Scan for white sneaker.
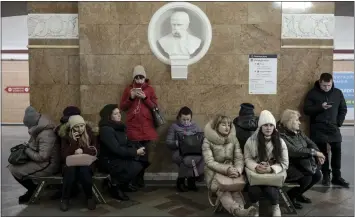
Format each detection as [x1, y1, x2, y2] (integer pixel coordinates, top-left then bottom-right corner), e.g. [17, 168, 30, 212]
[272, 204, 281, 217]
[251, 202, 259, 217]
[232, 204, 257, 217]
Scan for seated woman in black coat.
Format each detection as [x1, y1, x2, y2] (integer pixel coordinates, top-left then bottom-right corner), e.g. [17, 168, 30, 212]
[98, 104, 145, 201]
[278, 109, 325, 209]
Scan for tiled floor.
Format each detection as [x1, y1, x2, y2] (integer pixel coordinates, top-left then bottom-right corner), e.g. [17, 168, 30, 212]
[2, 126, 354, 216]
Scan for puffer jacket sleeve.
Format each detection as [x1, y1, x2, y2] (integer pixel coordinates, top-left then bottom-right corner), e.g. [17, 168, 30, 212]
[281, 133, 314, 158]
[270, 139, 289, 174]
[25, 129, 57, 162]
[233, 139, 244, 174]
[302, 132, 319, 151]
[99, 126, 137, 158]
[202, 139, 231, 175]
[244, 137, 259, 172]
[166, 124, 177, 150]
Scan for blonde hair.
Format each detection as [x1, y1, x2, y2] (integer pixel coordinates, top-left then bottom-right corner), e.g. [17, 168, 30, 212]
[69, 125, 90, 147]
[280, 109, 301, 130]
[211, 114, 232, 131]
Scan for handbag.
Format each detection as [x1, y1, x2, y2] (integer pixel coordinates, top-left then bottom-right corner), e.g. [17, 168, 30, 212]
[66, 154, 97, 167]
[151, 107, 165, 128]
[66, 146, 98, 167]
[245, 167, 287, 187]
[215, 173, 246, 192]
[8, 143, 29, 165]
[177, 132, 204, 157]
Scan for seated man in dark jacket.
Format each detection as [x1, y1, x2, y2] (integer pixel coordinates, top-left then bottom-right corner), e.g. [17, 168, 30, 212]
[233, 103, 258, 153]
[278, 109, 325, 209]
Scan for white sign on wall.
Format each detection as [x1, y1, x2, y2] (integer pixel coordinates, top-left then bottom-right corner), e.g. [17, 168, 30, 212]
[249, 54, 278, 95]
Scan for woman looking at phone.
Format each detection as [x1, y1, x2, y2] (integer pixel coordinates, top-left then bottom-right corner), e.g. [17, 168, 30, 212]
[98, 104, 146, 201]
[120, 65, 159, 188]
[244, 110, 289, 217]
[59, 115, 99, 211]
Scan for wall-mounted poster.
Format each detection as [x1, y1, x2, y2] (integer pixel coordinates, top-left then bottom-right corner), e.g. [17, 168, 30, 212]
[333, 71, 354, 121]
[249, 54, 277, 94]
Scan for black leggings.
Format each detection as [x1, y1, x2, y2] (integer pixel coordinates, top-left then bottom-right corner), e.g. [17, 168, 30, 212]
[62, 166, 93, 200]
[287, 169, 322, 199]
[248, 185, 279, 205]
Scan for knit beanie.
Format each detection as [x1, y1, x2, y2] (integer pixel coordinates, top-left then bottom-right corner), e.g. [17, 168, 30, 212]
[23, 106, 41, 128]
[239, 103, 255, 116]
[60, 106, 81, 124]
[99, 104, 119, 120]
[132, 65, 147, 79]
[68, 115, 86, 129]
[258, 110, 276, 128]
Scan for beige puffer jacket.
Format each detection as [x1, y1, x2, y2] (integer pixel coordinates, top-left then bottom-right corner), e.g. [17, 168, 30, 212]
[202, 121, 244, 193]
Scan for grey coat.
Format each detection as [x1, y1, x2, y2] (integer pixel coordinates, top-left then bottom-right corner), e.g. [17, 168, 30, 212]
[8, 115, 61, 180]
[166, 121, 205, 178]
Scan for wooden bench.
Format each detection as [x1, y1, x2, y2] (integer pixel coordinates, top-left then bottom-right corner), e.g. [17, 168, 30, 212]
[29, 173, 109, 204]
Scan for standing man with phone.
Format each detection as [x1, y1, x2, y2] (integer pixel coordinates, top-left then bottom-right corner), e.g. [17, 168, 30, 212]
[303, 73, 348, 188]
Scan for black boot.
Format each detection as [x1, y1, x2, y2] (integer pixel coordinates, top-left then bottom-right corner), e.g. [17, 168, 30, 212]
[109, 183, 129, 201]
[176, 178, 188, 192]
[332, 177, 350, 188]
[187, 177, 198, 192]
[121, 183, 138, 192]
[136, 170, 145, 188]
[290, 198, 303, 209]
[15, 178, 37, 204]
[60, 199, 69, 212]
[322, 173, 330, 186]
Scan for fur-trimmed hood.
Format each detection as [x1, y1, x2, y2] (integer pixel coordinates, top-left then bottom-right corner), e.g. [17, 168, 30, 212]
[204, 120, 238, 146]
[57, 121, 98, 138]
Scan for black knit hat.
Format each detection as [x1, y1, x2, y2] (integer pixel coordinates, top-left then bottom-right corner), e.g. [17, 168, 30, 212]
[60, 106, 81, 124]
[239, 103, 255, 116]
[99, 104, 119, 120]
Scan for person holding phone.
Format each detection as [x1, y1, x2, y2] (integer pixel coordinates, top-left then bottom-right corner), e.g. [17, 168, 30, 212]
[303, 73, 348, 188]
[244, 110, 289, 217]
[98, 104, 145, 201]
[278, 109, 324, 209]
[59, 115, 99, 211]
[120, 65, 159, 188]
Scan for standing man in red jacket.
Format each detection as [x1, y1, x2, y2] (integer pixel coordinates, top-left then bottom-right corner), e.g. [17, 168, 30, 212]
[120, 65, 158, 188]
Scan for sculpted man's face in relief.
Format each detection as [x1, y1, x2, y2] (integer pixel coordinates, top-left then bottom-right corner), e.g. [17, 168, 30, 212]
[171, 12, 189, 38]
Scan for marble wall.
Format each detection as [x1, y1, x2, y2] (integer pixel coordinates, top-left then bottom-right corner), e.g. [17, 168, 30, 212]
[28, 2, 334, 173]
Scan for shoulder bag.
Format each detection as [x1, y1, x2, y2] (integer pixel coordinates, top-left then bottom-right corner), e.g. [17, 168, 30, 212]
[245, 167, 287, 187]
[8, 143, 29, 165]
[66, 146, 98, 167]
[151, 107, 165, 128]
[177, 132, 204, 157]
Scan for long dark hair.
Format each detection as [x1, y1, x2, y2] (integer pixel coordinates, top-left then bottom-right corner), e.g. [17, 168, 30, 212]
[257, 129, 282, 164]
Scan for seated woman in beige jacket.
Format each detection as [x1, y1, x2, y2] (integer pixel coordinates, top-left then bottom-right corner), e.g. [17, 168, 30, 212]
[244, 110, 289, 217]
[202, 115, 257, 216]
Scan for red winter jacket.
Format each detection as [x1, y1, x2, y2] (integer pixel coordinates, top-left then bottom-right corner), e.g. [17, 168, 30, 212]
[120, 80, 158, 141]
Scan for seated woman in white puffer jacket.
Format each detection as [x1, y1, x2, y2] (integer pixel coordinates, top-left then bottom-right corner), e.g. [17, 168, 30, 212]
[244, 110, 289, 217]
[202, 114, 257, 216]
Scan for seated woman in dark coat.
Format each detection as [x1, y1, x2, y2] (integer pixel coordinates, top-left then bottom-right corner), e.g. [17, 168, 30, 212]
[278, 109, 325, 209]
[98, 104, 145, 201]
[59, 115, 99, 211]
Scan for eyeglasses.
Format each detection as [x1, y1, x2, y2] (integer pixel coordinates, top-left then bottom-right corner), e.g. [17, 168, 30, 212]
[134, 75, 145, 80]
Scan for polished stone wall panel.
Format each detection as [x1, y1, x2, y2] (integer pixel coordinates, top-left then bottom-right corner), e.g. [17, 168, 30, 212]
[30, 85, 80, 123]
[29, 2, 334, 173]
